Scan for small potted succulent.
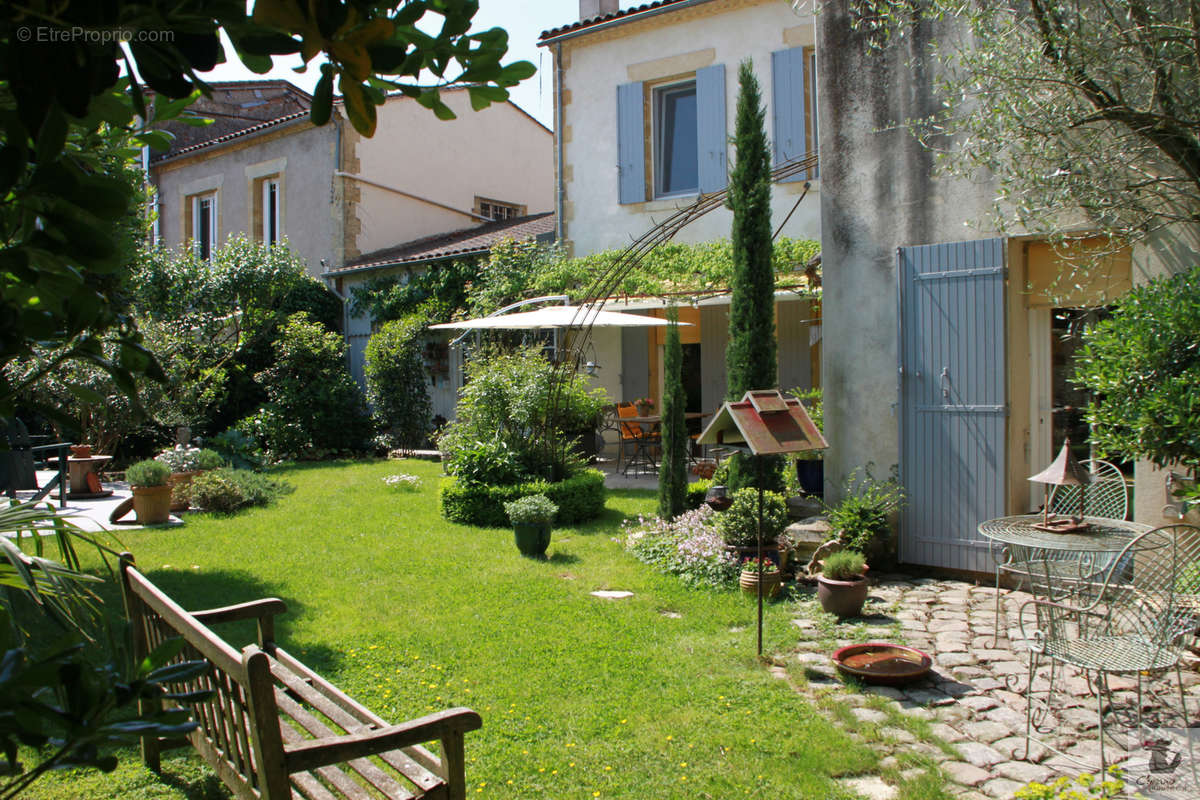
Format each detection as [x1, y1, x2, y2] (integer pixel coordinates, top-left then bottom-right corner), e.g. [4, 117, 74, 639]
[504, 494, 558, 559]
[739, 556, 782, 599]
[126, 459, 173, 525]
[158, 445, 226, 511]
[816, 550, 869, 619]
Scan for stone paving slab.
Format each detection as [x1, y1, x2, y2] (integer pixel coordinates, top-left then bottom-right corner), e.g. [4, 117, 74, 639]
[778, 574, 1200, 798]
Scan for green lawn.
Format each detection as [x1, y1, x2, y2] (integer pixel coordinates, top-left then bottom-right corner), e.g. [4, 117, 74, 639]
[25, 459, 938, 799]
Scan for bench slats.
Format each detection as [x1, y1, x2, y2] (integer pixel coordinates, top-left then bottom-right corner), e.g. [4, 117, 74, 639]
[270, 660, 443, 791]
[270, 647, 450, 784]
[276, 705, 418, 800]
[290, 769, 342, 800]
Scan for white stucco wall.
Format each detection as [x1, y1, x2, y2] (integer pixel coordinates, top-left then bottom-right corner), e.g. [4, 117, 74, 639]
[152, 122, 338, 278]
[352, 91, 555, 256]
[552, 0, 820, 257]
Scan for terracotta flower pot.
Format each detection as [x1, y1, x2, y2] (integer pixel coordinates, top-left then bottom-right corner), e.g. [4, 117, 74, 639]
[70, 444, 92, 458]
[167, 471, 198, 512]
[739, 568, 782, 598]
[816, 574, 869, 619]
[131, 484, 173, 525]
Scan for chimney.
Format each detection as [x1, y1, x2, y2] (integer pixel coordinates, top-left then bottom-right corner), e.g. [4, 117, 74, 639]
[579, 1, 620, 21]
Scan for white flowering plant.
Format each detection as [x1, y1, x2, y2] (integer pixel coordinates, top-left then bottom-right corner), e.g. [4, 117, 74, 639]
[621, 506, 738, 589]
[382, 473, 422, 491]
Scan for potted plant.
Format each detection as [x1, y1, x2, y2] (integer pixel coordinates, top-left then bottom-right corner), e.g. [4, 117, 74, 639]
[126, 459, 173, 525]
[504, 494, 558, 559]
[718, 488, 789, 565]
[790, 387, 824, 498]
[816, 550, 869, 619]
[739, 556, 782, 598]
[825, 469, 905, 568]
[157, 446, 227, 511]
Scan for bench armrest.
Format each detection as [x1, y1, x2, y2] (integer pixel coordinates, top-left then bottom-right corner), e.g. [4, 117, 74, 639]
[192, 598, 287, 644]
[283, 707, 482, 774]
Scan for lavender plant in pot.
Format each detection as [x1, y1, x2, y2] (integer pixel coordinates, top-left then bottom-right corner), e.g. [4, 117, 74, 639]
[816, 550, 869, 619]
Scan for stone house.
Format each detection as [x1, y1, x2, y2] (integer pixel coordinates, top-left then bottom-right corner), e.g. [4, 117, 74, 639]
[815, 2, 1198, 572]
[146, 80, 555, 282]
[537, 0, 823, 432]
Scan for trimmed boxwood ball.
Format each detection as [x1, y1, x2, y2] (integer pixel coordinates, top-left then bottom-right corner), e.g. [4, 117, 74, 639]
[440, 469, 606, 527]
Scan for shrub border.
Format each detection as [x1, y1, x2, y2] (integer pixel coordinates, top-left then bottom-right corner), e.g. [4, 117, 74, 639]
[439, 469, 607, 527]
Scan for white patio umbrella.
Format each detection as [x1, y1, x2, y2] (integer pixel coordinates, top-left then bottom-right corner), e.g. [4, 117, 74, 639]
[428, 305, 691, 330]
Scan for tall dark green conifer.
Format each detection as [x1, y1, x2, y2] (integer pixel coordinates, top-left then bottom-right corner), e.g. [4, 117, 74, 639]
[725, 59, 784, 493]
[658, 305, 688, 519]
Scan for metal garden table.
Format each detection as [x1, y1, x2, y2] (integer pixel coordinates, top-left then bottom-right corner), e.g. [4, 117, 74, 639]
[979, 515, 1152, 601]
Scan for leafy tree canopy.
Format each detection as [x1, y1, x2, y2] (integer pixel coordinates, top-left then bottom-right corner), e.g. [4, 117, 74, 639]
[1, 0, 532, 422]
[851, 0, 1200, 256]
[1072, 265, 1200, 472]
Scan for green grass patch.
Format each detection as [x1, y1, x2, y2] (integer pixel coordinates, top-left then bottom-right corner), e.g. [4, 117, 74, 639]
[25, 459, 883, 799]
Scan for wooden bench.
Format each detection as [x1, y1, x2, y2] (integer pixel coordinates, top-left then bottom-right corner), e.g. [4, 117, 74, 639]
[119, 555, 481, 800]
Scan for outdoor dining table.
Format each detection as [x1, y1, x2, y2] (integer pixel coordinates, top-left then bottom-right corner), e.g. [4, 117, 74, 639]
[978, 514, 1152, 603]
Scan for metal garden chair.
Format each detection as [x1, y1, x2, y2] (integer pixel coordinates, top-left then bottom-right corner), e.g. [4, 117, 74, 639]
[992, 458, 1128, 641]
[1018, 523, 1200, 770]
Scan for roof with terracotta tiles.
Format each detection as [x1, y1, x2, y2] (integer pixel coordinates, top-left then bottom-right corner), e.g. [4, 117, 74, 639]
[539, 0, 699, 41]
[326, 212, 557, 276]
[152, 110, 312, 163]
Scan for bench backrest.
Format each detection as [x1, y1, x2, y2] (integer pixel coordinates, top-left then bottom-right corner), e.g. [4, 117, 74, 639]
[120, 558, 282, 800]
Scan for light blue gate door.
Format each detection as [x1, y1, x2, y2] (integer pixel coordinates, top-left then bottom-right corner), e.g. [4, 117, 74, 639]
[898, 239, 1007, 572]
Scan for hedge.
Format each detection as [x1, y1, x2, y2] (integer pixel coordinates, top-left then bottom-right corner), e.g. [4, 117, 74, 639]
[439, 469, 607, 527]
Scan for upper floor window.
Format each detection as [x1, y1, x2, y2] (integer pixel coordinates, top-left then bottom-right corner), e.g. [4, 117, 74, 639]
[617, 64, 725, 205]
[187, 192, 218, 260]
[654, 81, 698, 196]
[255, 176, 282, 245]
[475, 197, 526, 221]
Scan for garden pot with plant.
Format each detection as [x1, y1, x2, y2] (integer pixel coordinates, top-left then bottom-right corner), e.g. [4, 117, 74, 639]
[739, 557, 782, 598]
[826, 469, 905, 569]
[790, 388, 824, 498]
[816, 550, 869, 619]
[127, 459, 173, 525]
[504, 494, 558, 559]
[158, 446, 227, 511]
[718, 488, 789, 565]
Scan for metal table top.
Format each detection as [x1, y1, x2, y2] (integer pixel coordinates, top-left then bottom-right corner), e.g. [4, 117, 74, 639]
[978, 515, 1152, 553]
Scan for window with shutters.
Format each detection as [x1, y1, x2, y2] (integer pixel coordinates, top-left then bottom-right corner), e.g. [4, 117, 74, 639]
[617, 64, 726, 204]
[252, 175, 282, 245]
[185, 191, 218, 261]
[772, 45, 818, 181]
[653, 80, 699, 196]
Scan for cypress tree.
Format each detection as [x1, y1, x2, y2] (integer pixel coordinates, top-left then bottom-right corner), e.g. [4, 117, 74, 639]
[658, 305, 688, 519]
[725, 59, 784, 493]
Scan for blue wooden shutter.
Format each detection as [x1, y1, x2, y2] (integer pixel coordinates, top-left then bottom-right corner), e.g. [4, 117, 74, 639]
[617, 81, 645, 204]
[772, 47, 807, 182]
[898, 238, 1007, 572]
[695, 64, 726, 194]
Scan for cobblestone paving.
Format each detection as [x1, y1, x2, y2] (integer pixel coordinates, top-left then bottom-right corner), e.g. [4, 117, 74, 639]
[777, 575, 1200, 800]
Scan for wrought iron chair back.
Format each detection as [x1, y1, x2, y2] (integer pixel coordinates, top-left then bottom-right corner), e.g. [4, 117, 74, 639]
[1047, 458, 1129, 521]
